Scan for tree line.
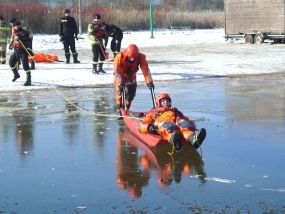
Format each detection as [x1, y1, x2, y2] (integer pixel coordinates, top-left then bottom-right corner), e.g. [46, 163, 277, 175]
[0, 0, 224, 34]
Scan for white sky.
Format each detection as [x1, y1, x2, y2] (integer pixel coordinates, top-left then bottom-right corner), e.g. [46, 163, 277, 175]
[0, 28, 283, 92]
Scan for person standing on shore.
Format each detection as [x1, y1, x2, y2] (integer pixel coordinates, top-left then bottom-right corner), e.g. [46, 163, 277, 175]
[87, 14, 106, 74]
[102, 22, 123, 60]
[59, 9, 80, 64]
[0, 16, 11, 64]
[9, 20, 32, 86]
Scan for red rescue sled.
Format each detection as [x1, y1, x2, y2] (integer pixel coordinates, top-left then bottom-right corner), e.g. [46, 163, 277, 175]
[119, 108, 166, 147]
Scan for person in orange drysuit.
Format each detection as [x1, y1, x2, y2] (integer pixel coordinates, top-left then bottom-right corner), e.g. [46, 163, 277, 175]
[113, 44, 154, 111]
[139, 92, 207, 152]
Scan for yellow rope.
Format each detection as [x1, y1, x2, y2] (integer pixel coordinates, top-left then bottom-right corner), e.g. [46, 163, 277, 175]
[18, 40, 36, 63]
[167, 146, 175, 156]
[50, 86, 137, 120]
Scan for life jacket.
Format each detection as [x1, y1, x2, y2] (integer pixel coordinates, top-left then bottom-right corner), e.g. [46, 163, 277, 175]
[12, 28, 30, 49]
[153, 107, 182, 124]
[92, 23, 105, 38]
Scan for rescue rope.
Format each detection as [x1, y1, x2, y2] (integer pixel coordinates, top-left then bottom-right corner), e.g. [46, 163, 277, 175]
[167, 146, 176, 156]
[18, 40, 36, 63]
[99, 41, 108, 59]
[50, 86, 117, 118]
[49, 85, 138, 120]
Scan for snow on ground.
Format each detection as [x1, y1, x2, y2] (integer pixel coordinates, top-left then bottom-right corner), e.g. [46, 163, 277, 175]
[1, 28, 284, 92]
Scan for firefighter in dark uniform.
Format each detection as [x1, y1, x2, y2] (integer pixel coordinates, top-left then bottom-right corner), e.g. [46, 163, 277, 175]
[102, 22, 123, 59]
[59, 9, 80, 64]
[0, 16, 11, 64]
[87, 14, 106, 74]
[9, 20, 32, 86]
[8, 18, 34, 69]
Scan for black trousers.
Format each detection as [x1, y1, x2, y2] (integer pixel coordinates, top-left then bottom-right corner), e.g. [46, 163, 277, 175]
[92, 44, 105, 63]
[63, 36, 77, 54]
[110, 33, 123, 53]
[28, 39, 34, 60]
[9, 48, 30, 71]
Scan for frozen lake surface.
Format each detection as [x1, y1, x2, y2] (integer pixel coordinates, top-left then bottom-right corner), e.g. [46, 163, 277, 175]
[1, 77, 285, 213]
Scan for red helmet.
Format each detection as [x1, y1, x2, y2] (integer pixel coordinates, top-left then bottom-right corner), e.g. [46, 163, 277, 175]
[155, 92, 171, 108]
[127, 44, 139, 59]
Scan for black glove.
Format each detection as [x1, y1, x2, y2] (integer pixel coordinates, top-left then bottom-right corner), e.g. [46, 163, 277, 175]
[147, 82, 154, 90]
[60, 36, 63, 42]
[118, 83, 124, 93]
[75, 36, 78, 41]
[9, 44, 13, 50]
[147, 124, 158, 134]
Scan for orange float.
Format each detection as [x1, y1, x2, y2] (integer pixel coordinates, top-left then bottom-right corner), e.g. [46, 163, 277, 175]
[49, 54, 59, 62]
[30, 53, 59, 63]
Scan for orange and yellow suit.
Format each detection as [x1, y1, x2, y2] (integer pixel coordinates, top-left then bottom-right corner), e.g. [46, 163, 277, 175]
[139, 107, 197, 144]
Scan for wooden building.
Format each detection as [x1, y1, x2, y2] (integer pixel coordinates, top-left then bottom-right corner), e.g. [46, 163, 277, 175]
[225, 0, 285, 44]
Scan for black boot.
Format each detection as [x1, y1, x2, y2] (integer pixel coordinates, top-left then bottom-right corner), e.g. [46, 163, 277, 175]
[65, 53, 70, 63]
[24, 72, 31, 86]
[189, 128, 207, 149]
[12, 69, 20, 82]
[92, 64, 99, 74]
[170, 131, 182, 152]
[98, 63, 106, 73]
[30, 61, 35, 70]
[73, 53, 80, 63]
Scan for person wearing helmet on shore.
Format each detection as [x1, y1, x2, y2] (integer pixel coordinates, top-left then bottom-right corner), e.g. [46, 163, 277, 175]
[59, 9, 80, 64]
[139, 92, 206, 152]
[113, 44, 154, 111]
[87, 13, 106, 74]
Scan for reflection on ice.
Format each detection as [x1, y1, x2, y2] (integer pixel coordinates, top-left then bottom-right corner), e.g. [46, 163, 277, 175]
[202, 177, 235, 183]
[261, 188, 285, 192]
[116, 126, 207, 198]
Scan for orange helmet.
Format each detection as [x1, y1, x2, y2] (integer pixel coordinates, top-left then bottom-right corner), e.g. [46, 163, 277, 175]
[155, 92, 171, 108]
[127, 44, 139, 59]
